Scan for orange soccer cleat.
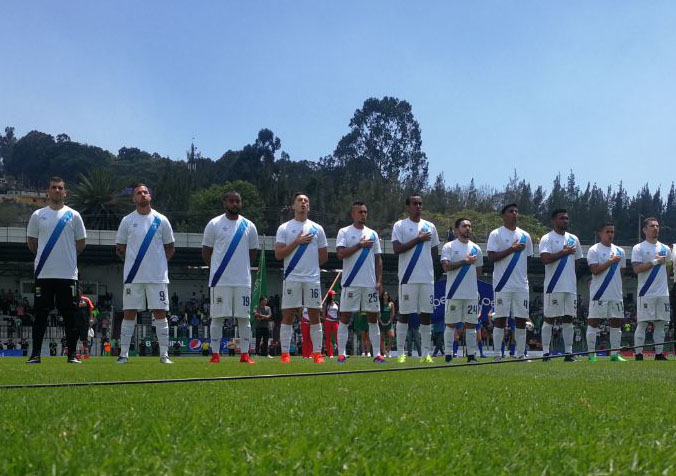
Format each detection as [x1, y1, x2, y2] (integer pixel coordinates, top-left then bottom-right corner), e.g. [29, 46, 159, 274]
[240, 353, 255, 364]
[281, 352, 291, 364]
[209, 353, 221, 363]
[313, 352, 325, 364]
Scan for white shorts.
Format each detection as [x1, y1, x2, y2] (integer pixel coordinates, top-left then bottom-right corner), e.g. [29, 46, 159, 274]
[544, 292, 577, 318]
[210, 286, 251, 318]
[588, 300, 624, 320]
[445, 299, 479, 325]
[123, 283, 169, 311]
[339, 286, 380, 313]
[398, 283, 434, 315]
[494, 291, 529, 318]
[282, 281, 321, 310]
[637, 296, 670, 322]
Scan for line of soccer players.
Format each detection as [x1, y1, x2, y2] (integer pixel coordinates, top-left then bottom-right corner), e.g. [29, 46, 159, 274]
[24, 176, 672, 364]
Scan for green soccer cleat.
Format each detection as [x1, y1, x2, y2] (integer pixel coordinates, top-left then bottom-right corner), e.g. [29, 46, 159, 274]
[420, 355, 434, 364]
[397, 354, 407, 363]
[588, 353, 598, 363]
[610, 354, 627, 362]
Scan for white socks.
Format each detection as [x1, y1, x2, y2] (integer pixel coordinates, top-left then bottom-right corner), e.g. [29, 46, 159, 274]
[368, 322, 381, 357]
[653, 321, 666, 354]
[465, 327, 477, 357]
[562, 322, 574, 354]
[515, 327, 526, 357]
[444, 326, 454, 356]
[396, 321, 408, 356]
[310, 323, 323, 353]
[120, 319, 136, 358]
[237, 317, 251, 354]
[586, 325, 598, 354]
[210, 317, 224, 354]
[541, 322, 552, 354]
[634, 321, 648, 354]
[337, 322, 349, 356]
[153, 318, 170, 358]
[420, 324, 431, 357]
[280, 324, 293, 353]
[493, 327, 504, 355]
[609, 327, 621, 355]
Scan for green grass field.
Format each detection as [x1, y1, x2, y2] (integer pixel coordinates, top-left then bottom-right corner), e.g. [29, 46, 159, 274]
[1, 355, 675, 475]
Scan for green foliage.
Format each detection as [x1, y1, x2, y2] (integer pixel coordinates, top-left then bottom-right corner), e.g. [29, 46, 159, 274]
[68, 170, 133, 230]
[0, 202, 37, 227]
[1, 357, 676, 475]
[184, 180, 265, 232]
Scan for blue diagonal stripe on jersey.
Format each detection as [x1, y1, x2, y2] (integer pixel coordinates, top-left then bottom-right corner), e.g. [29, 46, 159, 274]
[284, 225, 317, 280]
[401, 223, 430, 285]
[446, 246, 478, 300]
[34, 210, 74, 280]
[210, 219, 249, 287]
[592, 247, 623, 301]
[124, 215, 162, 284]
[343, 232, 376, 288]
[494, 233, 527, 293]
[639, 244, 667, 297]
[545, 235, 576, 294]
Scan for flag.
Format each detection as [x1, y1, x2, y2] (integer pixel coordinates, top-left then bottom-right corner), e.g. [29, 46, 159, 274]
[250, 239, 267, 323]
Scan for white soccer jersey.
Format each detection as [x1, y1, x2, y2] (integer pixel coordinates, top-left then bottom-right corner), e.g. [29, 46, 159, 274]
[440, 239, 483, 300]
[391, 218, 440, 285]
[276, 219, 328, 283]
[202, 214, 259, 287]
[116, 210, 175, 284]
[539, 231, 583, 294]
[587, 243, 625, 302]
[336, 224, 382, 288]
[632, 240, 672, 298]
[486, 226, 532, 292]
[26, 205, 86, 280]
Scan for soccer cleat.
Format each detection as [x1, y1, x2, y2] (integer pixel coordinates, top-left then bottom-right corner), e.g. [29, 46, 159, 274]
[160, 356, 174, 364]
[281, 352, 291, 364]
[209, 353, 221, 364]
[516, 355, 532, 362]
[25, 355, 41, 364]
[313, 352, 325, 364]
[493, 356, 503, 362]
[445, 355, 453, 363]
[610, 354, 627, 362]
[397, 354, 407, 363]
[267, 354, 274, 359]
[452, 353, 458, 359]
[67, 356, 82, 364]
[240, 353, 255, 364]
[337, 355, 347, 363]
[655, 353, 668, 361]
[634, 353, 644, 361]
[588, 353, 598, 363]
[467, 355, 478, 364]
[564, 354, 578, 362]
[116, 356, 129, 364]
[542, 353, 550, 362]
[420, 355, 434, 364]
[373, 355, 387, 363]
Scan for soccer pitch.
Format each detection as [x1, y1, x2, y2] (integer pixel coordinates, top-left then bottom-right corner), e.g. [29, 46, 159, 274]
[1, 356, 675, 475]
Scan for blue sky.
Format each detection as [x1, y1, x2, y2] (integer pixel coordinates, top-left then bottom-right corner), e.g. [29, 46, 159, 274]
[2, 1, 675, 194]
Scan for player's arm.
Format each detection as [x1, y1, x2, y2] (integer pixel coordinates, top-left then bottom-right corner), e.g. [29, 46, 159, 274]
[476, 266, 483, 277]
[487, 247, 515, 262]
[375, 254, 383, 293]
[201, 246, 213, 266]
[27, 237, 38, 255]
[75, 238, 86, 255]
[632, 260, 661, 275]
[589, 254, 622, 275]
[318, 247, 328, 266]
[249, 248, 258, 265]
[392, 230, 432, 254]
[274, 233, 308, 259]
[115, 243, 126, 260]
[164, 242, 175, 261]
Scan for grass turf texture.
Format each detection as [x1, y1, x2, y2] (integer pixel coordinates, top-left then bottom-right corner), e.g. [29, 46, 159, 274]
[1, 356, 675, 475]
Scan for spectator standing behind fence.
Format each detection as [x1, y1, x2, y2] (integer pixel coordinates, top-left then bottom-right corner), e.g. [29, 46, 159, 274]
[255, 297, 272, 357]
[378, 292, 395, 358]
[26, 177, 87, 364]
[322, 291, 339, 358]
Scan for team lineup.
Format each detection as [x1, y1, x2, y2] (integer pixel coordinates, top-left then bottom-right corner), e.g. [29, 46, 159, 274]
[25, 177, 673, 364]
